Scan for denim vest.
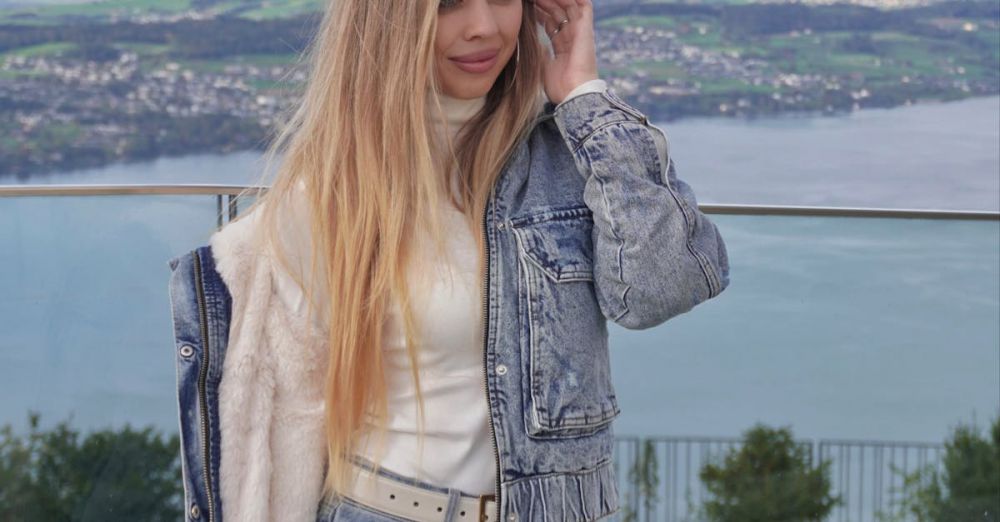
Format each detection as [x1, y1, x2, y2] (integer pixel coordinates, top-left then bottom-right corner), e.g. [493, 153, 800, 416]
[167, 88, 731, 522]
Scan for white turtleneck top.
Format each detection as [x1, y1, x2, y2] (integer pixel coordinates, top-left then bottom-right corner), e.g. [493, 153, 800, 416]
[351, 88, 496, 493]
[348, 80, 609, 496]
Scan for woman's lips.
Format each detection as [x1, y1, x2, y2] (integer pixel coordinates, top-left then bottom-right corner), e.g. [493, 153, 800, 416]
[449, 52, 499, 74]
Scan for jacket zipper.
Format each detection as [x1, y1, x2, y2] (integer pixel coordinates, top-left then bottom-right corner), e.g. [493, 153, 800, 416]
[481, 190, 502, 522]
[192, 251, 217, 522]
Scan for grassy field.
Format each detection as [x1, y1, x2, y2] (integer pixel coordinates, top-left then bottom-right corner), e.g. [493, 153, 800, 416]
[628, 59, 687, 81]
[238, 0, 323, 20]
[604, 10, 989, 81]
[0, 0, 324, 22]
[762, 29, 973, 79]
[2, 41, 76, 57]
[1, 2, 994, 104]
[0, 42, 76, 77]
[0, 40, 303, 79]
[591, 10, 996, 101]
[170, 52, 299, 73]
[114, 42, 171, 55]
[599, 15, 680, 30]
[2, 0, 192, 18]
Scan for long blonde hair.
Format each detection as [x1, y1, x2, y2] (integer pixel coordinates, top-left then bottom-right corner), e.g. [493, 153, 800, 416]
[226, 0, 547, 500]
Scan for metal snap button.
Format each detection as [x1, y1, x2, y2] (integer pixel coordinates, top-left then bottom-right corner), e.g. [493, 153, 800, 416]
[496, 221, 505, 230]
[495, 364, 507, 375]
[179, 344, 195, 358]
[507, 514, 517, 521]
[189, 503, 201, 518]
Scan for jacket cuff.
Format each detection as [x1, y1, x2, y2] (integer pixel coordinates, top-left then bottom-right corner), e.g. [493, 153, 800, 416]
[555, 78, 608, 111]
[552, 87, 650, 152]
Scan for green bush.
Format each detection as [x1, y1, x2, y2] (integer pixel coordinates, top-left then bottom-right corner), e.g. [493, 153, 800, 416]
[620, 438, 662, 522]
[879, 414, 1000, 522]
[699, 423, 841, 522]
[0, 411, 183, 521]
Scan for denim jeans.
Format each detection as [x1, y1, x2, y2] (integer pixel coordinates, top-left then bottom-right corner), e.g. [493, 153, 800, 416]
[315, 455, 488, 522]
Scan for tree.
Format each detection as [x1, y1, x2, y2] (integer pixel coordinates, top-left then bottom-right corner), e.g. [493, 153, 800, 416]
[0, 411, 183, 521]
[878, 414, 1000, 522]
[621, 438, 661, 522]
[699, 423, 841, 522]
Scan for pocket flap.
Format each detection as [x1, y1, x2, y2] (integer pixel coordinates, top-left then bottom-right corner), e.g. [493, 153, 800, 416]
[511, 206, 594, 283]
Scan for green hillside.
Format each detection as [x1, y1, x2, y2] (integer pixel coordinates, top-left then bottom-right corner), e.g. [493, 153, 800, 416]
[0, 0, 327, 23]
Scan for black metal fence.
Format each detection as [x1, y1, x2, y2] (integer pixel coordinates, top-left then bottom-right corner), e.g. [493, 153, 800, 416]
[611, 436, 945, 522]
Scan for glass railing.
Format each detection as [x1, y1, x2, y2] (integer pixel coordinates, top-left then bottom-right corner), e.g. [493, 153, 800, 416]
[2, 185, 997, 522]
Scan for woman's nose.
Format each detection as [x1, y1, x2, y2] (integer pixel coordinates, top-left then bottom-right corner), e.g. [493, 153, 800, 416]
[460, 0, 502, 39]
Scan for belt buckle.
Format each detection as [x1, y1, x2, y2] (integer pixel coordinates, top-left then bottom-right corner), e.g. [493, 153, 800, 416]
[477, 493, 495, 521]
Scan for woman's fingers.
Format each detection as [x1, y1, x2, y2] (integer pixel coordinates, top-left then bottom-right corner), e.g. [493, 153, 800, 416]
[540, 0, 588, 23]
[532, 3, 552, 30]
[534, 0, 598, 102]
[533, 0, 571, 35]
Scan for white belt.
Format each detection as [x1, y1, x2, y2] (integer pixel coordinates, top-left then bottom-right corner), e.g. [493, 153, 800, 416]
[344, 460, 497, 522]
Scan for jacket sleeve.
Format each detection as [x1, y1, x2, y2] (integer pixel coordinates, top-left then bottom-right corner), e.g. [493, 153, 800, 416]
[551, 87, 730, 330]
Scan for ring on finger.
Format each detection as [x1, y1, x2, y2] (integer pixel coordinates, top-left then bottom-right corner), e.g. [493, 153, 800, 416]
[551, 17, 569, 35]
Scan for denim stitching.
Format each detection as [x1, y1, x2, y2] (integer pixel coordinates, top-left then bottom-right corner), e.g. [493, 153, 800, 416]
[552, 92, 632, 152]
[644, 126, 717, 296]
[511, 222, 594, 283]
[606, 122, 719, 299]
[659, 157, 720, 297]
[649, 124, 722, 297]
[554, 90, 723, 314]
[510, 228, 545, 430]
[508, 205, 592, 228]
[579, 135, 632, 322]
[502, 457, 614, 486]
[511, 226, 618, 433]
[168, 257, 197, 522]
[569, 119, 634, 155]
[601, 89, 648, 123]
[573, 116, 721, 310]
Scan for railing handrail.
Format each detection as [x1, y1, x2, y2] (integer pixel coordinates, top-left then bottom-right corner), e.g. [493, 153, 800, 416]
[0, 184, 263, 196]
[617, 433, 947, 448]
[1, 184, 998, 220]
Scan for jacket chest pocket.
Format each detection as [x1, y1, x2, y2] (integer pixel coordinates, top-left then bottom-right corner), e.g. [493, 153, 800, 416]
[510, 206, 621, 439]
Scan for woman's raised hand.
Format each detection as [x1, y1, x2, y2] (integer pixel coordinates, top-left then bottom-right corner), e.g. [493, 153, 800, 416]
[532, 0, 599, 105]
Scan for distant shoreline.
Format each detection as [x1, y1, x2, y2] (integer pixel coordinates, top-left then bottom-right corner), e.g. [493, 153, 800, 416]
[3, 94, 997, 182]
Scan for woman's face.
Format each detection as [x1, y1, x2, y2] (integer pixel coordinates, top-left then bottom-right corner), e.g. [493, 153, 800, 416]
[435, 0, 523, 99]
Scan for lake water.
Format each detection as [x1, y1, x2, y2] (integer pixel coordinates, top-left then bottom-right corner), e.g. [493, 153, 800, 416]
[1, 96, 997, 448]
[12, 95, 999, 212]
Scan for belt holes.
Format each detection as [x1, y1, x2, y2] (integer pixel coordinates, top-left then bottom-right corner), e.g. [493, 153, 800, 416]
[437, 507, 443, 512]
[461, 511, 466, 517]
[413, 501, 419, 507]
[389, 494, 395, 500]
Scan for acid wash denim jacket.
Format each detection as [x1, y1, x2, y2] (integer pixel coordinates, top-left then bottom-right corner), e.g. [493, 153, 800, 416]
[167, 87, 731, 522]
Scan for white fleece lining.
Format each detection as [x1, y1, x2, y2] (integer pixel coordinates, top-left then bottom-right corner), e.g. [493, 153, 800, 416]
[209, 199, 329, 522]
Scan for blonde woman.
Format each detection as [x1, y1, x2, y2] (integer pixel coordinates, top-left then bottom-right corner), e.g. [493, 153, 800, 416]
[166, 0, 730, 521]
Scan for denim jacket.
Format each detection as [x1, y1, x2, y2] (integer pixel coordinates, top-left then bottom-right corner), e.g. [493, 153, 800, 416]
[167, 87, 730, 522]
